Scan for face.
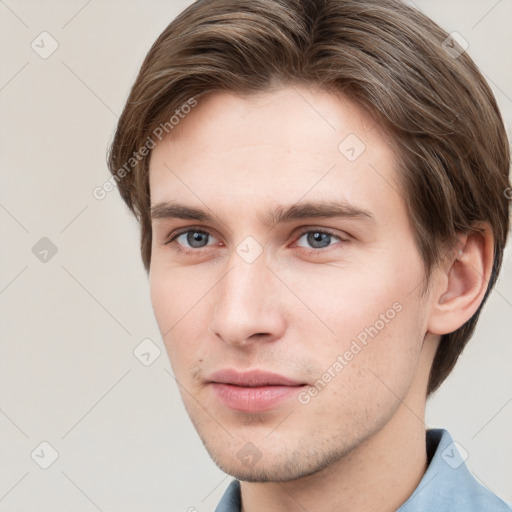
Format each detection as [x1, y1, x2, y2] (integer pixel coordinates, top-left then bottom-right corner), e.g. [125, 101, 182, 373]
[149, 86, 434, 481]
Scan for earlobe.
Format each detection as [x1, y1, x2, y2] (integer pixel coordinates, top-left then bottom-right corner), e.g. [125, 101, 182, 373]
[428, 224, 494, 336]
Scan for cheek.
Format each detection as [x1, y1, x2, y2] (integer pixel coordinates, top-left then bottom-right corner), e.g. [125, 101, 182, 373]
[149, 265, 212, 372]
[284, 254, 426, 389]
[149, 256, 201, 329]
[149, 270, 173, 336]
[280, 253, 421, 341]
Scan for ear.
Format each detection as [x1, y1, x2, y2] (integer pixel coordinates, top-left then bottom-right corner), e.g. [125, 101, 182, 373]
[427, 224, 494, 336]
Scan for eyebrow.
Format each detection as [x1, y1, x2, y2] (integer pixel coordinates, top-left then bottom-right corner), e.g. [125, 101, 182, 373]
[150, 200, 375, 227]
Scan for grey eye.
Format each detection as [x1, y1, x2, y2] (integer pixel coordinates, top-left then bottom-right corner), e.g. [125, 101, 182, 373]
[296, 231, 339, 249]
[177, 231, 211, 248]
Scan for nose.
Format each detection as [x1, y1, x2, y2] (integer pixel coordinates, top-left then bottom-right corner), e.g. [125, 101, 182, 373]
[209, 253, 286, 348]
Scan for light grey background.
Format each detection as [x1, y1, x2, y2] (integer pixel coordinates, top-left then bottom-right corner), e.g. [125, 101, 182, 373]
[1, 1, 511, 511]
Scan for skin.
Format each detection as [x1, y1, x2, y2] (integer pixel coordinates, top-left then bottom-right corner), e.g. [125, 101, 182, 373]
[148, 85, 493, 512]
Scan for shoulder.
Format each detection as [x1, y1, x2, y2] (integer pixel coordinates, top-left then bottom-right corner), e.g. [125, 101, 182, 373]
[399, 429, 511, 512]
[467, 485, 512, 511]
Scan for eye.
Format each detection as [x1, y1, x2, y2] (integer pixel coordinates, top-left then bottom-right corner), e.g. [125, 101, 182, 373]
[295, 229, 347, 251]
[166, 229, 218, 251]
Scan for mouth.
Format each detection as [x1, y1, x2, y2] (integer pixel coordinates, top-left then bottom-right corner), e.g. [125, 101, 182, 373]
[206, 369, 307, 413]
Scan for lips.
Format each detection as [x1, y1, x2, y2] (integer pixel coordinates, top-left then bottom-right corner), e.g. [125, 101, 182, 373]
[207, 369, 304, 387]
[207, 369, 306, 413]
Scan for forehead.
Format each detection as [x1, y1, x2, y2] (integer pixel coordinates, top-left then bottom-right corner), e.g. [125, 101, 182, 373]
[148, 86, 402, 221]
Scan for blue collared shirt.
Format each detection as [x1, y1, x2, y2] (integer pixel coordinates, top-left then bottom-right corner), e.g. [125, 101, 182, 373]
[215, 429, 511, 511]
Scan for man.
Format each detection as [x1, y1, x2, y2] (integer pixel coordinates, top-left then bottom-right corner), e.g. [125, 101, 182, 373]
[107, 0, 511, 510]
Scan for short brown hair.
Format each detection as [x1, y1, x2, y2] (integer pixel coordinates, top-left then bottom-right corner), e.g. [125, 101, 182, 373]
[107, 0, 510, 394]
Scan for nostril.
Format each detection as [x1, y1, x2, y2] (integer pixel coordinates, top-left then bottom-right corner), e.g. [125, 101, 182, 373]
[247, 332, 272, 342]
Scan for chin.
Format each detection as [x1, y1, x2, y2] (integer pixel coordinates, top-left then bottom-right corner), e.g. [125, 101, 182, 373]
[204, 439, 348, 483]
[212, 459, 312, 483]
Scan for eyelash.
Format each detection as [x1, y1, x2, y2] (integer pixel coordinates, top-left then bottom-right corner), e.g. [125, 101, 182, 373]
[164, 227, 349, 256]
